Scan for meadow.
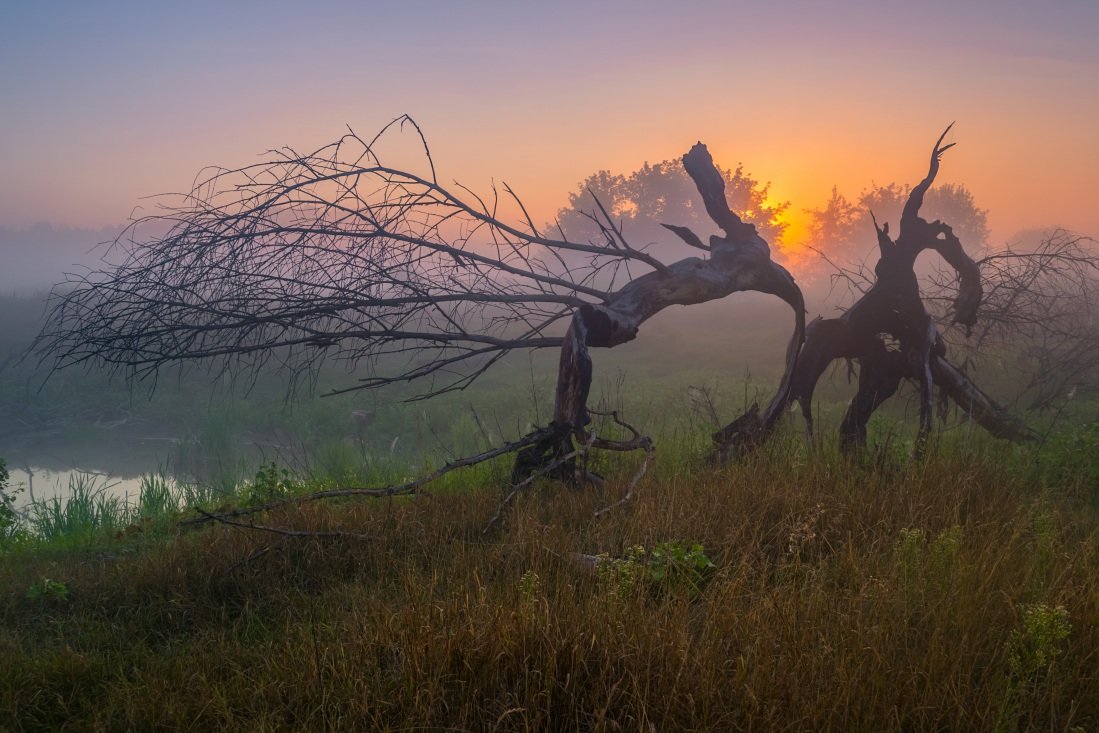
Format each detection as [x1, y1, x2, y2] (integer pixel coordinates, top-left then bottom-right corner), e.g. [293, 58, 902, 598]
[2, 292, 1099, 731]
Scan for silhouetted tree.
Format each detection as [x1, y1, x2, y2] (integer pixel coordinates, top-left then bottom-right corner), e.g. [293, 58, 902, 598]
[735, 127, 1033, 455]
[805, 186, 861, 267]
[556, 156, 789, 262]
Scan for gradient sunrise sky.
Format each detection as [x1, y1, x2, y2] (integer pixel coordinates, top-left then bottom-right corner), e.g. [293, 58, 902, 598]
[2, 0, 1096, 253]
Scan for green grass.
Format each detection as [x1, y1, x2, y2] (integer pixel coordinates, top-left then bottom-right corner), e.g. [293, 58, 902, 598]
[2, 423, 1099, 731]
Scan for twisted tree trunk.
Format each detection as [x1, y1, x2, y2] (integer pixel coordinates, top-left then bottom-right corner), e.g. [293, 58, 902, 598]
[513, 144, 806, 481]
[768, 127, 1035, 453]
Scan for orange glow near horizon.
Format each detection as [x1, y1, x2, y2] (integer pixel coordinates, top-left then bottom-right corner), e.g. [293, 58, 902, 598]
[772, 205, 815, 269]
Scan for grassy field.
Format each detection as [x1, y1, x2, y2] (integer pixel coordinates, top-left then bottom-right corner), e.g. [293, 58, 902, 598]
[2, 420, 1099, 731]
[3, 289, 1099, 730]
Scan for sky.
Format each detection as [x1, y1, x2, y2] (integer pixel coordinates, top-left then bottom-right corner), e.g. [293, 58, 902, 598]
[2, 0, 1097, 267]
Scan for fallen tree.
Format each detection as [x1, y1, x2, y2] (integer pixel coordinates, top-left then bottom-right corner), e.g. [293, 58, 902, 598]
[35, 116, 804, 483]
[36, 118, 1044, 509]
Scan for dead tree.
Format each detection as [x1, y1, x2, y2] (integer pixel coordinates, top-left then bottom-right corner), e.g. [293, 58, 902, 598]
[515, 142, 807, 478]
[924, 229, 1099, 411]
[35, 116, 804, 480]
[761, 127, 1036, 452]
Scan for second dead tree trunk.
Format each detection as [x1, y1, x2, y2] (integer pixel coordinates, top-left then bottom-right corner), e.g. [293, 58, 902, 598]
[772, 128, 1035, 454]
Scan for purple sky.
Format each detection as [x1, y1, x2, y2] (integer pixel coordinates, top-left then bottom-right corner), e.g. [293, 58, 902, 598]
[2, 0, 1097, 255]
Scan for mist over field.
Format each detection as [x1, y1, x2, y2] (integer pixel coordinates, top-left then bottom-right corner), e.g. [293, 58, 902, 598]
[0, 224, 122, 295]
[0, 160, 1093, 460]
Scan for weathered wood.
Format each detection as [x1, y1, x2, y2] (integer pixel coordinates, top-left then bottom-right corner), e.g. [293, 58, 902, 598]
[526, 143, 806, 476]
[930, 356, 1038, 442]
[771, 128, 1034, 453]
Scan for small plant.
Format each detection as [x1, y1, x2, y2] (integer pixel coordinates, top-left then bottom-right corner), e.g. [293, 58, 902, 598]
[30, 474, 127, 541]
[241, 463, 297, 505]
[999, 602, 1073, 732]
[136, 473, 179, 520]
[26, 577, 69, 603]
[596, 544, 647, 604]
[0, 458, 27, 544]
[1029, 503, 1060, 592]
[649, 541, 717, 597]
[518, 569, 541, 607]
[928, 525, 963, 588]
[596, 542, 716, 602]
[893, 525, 964, 604]
[893, 527, 926, 585]
[1007, 603, 1072, 680]
[178, 480, 223, 510]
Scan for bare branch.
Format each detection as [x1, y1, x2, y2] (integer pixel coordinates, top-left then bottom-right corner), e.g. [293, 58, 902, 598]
[35, 119, 667, 398]
[36, 118, 808, 481]
[181, 426, 559, 527]
[193, 507, 374, 540]
[927, 230, 1099, 409]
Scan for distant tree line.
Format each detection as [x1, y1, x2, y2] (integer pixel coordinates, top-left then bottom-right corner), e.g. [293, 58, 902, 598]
[552, 156, 989, 280]
[804, 182, 989, 270]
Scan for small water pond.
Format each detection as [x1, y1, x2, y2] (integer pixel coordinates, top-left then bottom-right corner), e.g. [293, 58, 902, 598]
[7, 466, 152, 508]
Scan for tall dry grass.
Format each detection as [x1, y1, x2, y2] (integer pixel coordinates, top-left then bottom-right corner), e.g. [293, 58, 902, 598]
[1, 439, 1097, 731]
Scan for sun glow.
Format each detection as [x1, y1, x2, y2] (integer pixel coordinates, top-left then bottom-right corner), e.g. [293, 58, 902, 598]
[776, 207, 812, 249]
[759, 189, 816, 273]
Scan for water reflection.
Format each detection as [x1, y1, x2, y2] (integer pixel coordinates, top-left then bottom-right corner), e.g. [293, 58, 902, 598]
[8, 467, 151, 508]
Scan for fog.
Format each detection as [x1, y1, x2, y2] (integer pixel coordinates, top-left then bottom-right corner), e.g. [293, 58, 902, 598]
[2, 199, 1096, 503]
[0, 223, 122, 295]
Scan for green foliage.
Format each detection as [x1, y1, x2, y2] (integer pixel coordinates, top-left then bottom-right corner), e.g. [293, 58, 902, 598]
[1037, 421, 1099, 497]
[892, 527, 926, 577]
[596, 544, 648, 603]
[648, 540, 717, 596]
[136, 473, 179, 519]
[928, 524, 963, 577]
[1028, 502, 1061, 593]
[29, 474, 128, 542]
[1008, 603, 1072, 679]
[597, 541, 716, 601]
[0, 458, 25, 544]
[25, 577, 68, 603]
[240, 463, 298, 506]
[893, 525, 965, 608]
[178, 480, 223, 511]
[999, 603, 1073, 732]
